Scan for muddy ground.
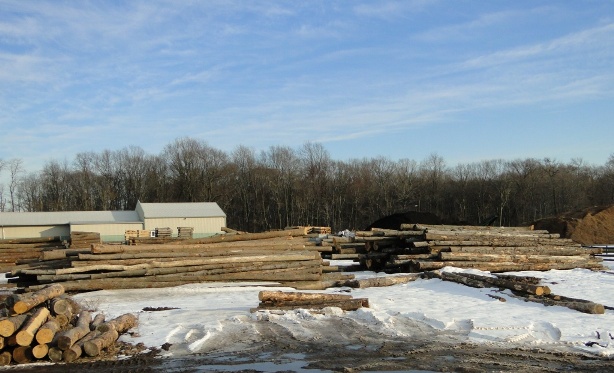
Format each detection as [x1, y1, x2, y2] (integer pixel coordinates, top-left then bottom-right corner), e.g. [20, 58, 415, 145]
[3, 317, 612, 373]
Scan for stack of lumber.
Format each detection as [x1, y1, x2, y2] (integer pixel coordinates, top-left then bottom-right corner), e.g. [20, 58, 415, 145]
[6, 228, 354, 292]
[345, 225, 603, 273]
[154, 227, 173, 238]
[425, 270, 606, 314]
[252, 290, 368, 312]
[0, 237, 67, 274]
[69, 232, 100, 249]
[0, 284, 137, 365]
[177, 227, 194, 239]
[124, 230, 151, 240]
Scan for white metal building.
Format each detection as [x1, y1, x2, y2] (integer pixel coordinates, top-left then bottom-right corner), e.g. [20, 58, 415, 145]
[0, 202, 226, 241]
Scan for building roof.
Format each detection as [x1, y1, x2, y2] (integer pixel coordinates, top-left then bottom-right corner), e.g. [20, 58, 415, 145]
[136, 202, 226, 219]
[0, 211, 141, 227]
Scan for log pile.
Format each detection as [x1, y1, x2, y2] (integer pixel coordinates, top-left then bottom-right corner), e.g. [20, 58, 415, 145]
[69, 232, 101, 249]
[6, 229, 354, 292]
[0, 237, 67, 274]
[252, 290, 368, 312]
[0, 284, 137, 365]
[345, 225, 603, 273]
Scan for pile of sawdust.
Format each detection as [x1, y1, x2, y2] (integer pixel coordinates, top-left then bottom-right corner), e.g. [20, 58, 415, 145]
[532, 205, 614, 245]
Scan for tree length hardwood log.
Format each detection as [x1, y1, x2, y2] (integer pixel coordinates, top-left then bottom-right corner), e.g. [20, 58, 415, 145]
[8, 284, 65, 314]
[343, 274, 420, 288]
[63, 330, 100, 362]
[16, 307, 50, 346]
[439, 271, 550, 296]
[258, 291, 352, 303]
[12, 346, 33, 364]
[32, 344, 49, 359]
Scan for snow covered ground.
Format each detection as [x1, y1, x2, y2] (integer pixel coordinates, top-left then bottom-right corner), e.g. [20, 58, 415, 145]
[69, 260, 614, 359]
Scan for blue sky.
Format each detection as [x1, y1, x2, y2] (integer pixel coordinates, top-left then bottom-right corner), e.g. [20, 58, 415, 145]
[1, 0, 613, 174]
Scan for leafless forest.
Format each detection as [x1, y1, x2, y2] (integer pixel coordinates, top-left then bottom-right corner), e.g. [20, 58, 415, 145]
[2, 138, 613, 232]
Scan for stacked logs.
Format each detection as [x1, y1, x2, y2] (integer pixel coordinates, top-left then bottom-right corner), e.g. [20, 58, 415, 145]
[6, 228, 354, 292]
[253, 290, 369, 312]
[349, 225, 603, 273]
[69, 232, 101, 249]
[425, 270, 605, 314]
[0, 284, 137, 365]
[0, 237, 67, 274]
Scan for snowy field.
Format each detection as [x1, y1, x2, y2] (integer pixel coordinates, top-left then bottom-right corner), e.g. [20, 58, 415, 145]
[68, 260, 614, 359]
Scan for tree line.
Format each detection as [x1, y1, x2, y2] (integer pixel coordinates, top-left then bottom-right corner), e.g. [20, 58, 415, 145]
[1, 137, 613, 232]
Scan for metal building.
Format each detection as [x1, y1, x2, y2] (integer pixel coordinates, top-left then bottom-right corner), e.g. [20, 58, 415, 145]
[0, 202, 226, 241]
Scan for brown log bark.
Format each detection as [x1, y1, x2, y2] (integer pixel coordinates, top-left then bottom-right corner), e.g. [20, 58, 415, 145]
[513, 293, 605, 314]
[0, 236, 62, 244]
[0, 313, 29, 337]
[35, 319, 61, 344]
[9, 284, 65, 314]
[16, 307, 50, 346]
[56, 311, 92, 350]
[439, 252, 594, 263]
[32, 344, 49, 359]
[443, 247, 598, 256]
[83, 329, 119, 357]
[177, 228, 307, 245]
[439, 271, 549, 296]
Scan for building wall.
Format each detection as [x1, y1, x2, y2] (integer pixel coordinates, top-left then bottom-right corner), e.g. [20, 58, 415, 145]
[1, 225, 70, 240]
[70, 223, 144, 242]
[143, 217, 226, 237]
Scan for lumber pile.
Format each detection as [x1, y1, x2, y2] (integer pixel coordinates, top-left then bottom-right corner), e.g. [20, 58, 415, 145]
[0, 237, 67, 274]
[177, 227, 194, 239]
[342, 225, 603, 273]
[252, 290, 368, 312]
[0, 284, 137, 365]
[6, 229, 354, 292]
[69, 232, 101, 249]
[425, 270, 605, 314]
[124, 230, 152, 240]
[154, 227, 173, 238]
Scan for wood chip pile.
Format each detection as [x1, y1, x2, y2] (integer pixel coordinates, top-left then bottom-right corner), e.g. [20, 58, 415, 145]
[342, 224, 603, 273]
[0, 284, 136, 365]
[6, 228, 354, 293]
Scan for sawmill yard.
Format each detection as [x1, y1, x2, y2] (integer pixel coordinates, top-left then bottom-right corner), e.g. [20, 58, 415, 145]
[1, 224, 613, 372]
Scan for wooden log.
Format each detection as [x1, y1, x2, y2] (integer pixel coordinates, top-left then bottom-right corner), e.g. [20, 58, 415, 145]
[90, 313, 106, 331]
[12, 346, 34, 364]
[443, 247, 598, 256]
[343, 274, 421, 288]
[32, 344, 49, 359]
[259, 291, 352, 303]
[0, 351, 11, 366]
[430, 239, 582, 247]
[0, 236, 62, 244]
[440, 272, 550, 296]
[425, 232, 560, 241]
[48, 346, 63, 362]
[410, 259, 603, 273]
[83, 329, 119, 357]
[56, 311, 92, 350]
[255, 298, 368, 311]
[96, 313, 138, 333]
[439, 252, 594, 263]
[0, 314, 30, 337]
[514, 293, 605, 314]
[8, 284, 65, 314]
[36, 318, 61, 344]
[63, 330, 100, 362]
[16, 307, 50, 346]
